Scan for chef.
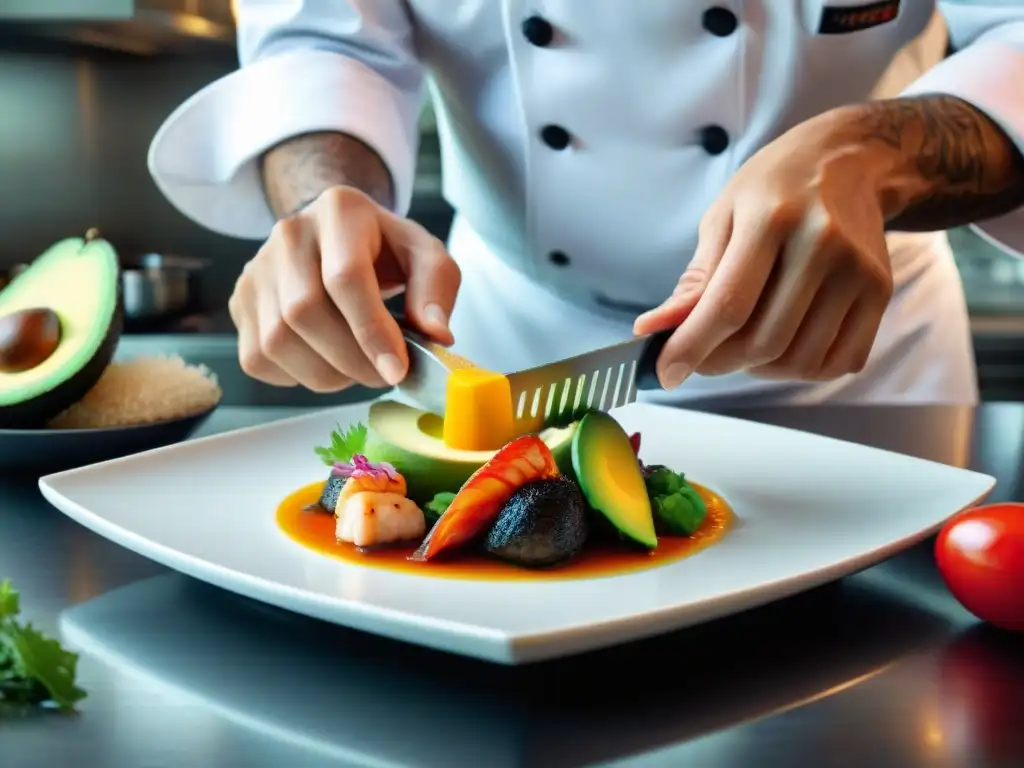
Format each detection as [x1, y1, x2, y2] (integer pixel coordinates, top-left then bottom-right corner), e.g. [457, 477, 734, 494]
[148, 1, 1024, 406]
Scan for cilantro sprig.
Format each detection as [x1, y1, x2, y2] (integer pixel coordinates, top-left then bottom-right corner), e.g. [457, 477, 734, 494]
[0, 578, 86, 712]
[314, 422, 368, 466]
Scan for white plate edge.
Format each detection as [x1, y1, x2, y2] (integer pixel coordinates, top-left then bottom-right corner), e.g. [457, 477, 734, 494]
[38, 479, 516, 664]
[36, 401, 1001, 664]
[39, 467, 995, 665]
[36, 402, 360, 483]
[505, 471, 995, 661]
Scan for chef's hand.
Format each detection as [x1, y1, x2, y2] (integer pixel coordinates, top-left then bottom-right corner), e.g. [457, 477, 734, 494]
[634, 111, 894, 389]
[229, 185, 460, 392]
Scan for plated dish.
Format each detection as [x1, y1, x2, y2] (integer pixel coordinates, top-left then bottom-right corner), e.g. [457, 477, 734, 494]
[39, 402, 996, 664]
[277, 401, 733, 580]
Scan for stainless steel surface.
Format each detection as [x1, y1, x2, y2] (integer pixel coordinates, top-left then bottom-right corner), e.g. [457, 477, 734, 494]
[0, 0, 132, 20]
[3, 403, 1024, 768]
[1, 0, 236, 54]
[0, 42, 446, 310]
[951, 226, 1024, 315]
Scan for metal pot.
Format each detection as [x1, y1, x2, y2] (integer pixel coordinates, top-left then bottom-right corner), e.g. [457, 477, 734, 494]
[1, 245, 207, 324]
[120, 252, 207, 322]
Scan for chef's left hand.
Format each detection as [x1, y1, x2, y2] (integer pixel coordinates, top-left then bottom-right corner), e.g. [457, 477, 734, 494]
[634, 110, 895, 389]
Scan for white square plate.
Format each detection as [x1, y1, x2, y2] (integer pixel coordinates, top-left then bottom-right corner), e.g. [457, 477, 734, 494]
[39, 402, 994, 664]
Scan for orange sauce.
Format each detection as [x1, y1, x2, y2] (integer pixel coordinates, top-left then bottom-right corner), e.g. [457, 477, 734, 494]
[276, 479, 734, 581]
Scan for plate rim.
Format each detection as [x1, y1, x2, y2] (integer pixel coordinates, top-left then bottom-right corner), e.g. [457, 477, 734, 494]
[37, 402, 998, 663]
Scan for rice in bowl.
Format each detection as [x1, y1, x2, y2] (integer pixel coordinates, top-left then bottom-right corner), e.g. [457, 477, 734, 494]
[49, 354, 222, 429]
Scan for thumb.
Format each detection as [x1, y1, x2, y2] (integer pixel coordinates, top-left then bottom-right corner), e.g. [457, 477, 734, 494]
[388, 223, 461, 345]
[633, 211, 732, 335]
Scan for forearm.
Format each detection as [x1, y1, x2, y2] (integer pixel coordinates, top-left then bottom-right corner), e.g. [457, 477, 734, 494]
[839, 95, 1024, 231]
[259, 131, 395, 219]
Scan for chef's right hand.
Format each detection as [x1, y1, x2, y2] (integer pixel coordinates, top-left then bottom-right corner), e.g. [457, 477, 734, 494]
[229, 185, 461, 392]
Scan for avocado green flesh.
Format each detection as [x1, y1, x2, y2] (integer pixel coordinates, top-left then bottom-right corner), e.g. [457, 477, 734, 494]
[0, 236, 121, 427]
[571, 411, 658, 549]
[362, 399, 578, 504]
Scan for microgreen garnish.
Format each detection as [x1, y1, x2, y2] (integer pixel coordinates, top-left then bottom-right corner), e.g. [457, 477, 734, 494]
[332, 454, 400, 482]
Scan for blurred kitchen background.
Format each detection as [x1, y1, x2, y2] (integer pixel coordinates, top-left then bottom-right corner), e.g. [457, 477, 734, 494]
[1, 0, 1023, 403]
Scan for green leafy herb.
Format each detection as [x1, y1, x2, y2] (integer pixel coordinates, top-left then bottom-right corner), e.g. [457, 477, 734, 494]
[644, 467, 707, 536]
[0, 578, 86, 712]
[645, 466, 684, 497]
[424, 491, 457, 526]
[314, 422, 368, 466]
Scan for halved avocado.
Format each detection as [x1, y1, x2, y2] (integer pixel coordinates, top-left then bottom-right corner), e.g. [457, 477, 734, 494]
[362, 399, 577, 503]
[571, 410, 658, 549]
[0, 231, 122, 428]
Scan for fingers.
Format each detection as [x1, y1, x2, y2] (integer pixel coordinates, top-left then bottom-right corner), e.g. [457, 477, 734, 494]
[317, 188, 408, 386]
[746, 274, 859, 380]
[230, 262, 297, 387]
[653, 204, 791, 388]
[819, 289, 889, 377]
[271, 217, 386, 388]
[233, 185, 463, 392]
[254, 264, 352, 393]
[634, 207, 733, 336]
[379, 212, 459, 345]
[696, 218, 831, 376]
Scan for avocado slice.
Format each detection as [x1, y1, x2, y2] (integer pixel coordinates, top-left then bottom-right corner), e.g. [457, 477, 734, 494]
[0, 232, 122, 428]
[571, 410, 658, 549]
[362, 399, 577, 504]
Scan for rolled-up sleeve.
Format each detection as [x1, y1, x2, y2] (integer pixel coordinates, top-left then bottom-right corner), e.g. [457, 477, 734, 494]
[148, 1, 424, 240]
[900, 4, 1024, 256]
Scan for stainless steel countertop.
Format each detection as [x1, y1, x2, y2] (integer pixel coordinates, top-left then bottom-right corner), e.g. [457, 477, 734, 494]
[3, 403, 1024, 767]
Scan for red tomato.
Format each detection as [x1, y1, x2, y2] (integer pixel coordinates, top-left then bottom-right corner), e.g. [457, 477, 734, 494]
[935, 503, 1024, 633]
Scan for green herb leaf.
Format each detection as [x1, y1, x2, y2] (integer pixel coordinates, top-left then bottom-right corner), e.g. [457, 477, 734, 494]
[6, 623, 86, 710]
[0, 578, 19, 621]
[424, 491, 457, 527]
[0, 578, 87, 711]
[650, 483, 707, 536]
[644, 466, 682, 497]
[314, 422, 368, 466]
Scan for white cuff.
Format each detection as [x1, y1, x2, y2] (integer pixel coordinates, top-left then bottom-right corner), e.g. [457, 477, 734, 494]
[901, 32, 1024, 257]
[148, 48, 420, 240]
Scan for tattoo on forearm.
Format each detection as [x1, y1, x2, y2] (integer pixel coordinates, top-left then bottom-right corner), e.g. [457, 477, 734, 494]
[259, 131, 395, 219]
[854, 95, 1024, 231]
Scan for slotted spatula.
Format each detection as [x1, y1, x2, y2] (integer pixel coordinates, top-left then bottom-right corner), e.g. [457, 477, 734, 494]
[395, 320, 671, 433]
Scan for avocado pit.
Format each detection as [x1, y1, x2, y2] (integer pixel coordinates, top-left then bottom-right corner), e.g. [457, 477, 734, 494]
[0, 307, 62, 374]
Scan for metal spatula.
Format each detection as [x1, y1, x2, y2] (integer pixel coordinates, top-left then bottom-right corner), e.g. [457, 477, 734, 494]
[396, 320, 671, 432]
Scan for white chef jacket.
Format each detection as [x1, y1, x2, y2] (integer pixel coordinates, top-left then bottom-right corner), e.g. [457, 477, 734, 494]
[148, 1, 1024, 406]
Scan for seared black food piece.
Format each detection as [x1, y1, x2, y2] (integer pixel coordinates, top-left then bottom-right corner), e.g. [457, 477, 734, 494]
[485, 477, 588, 568]
[305, 474, 345, 514]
